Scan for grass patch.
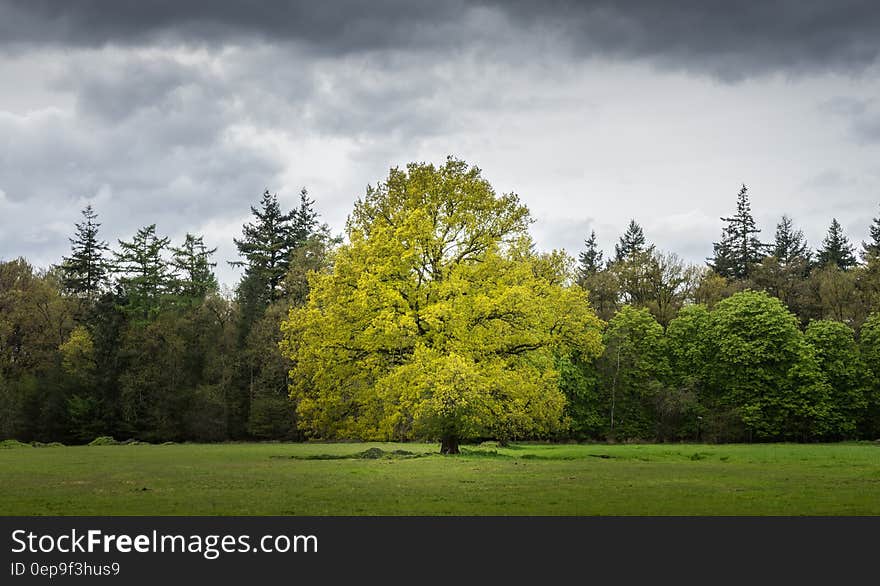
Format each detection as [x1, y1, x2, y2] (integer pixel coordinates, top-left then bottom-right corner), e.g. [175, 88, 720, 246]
[0, 439, 31, 449]
[0, 442, 878, 515]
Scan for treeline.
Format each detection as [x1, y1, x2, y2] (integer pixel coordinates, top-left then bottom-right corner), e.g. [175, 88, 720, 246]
[1, 175, 880, 443]
[570, 184, 880, 441]
[0, 190, 334, 443]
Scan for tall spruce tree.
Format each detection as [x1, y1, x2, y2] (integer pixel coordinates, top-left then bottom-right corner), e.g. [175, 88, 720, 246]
[577, 230, 604, 283]
[61, 205, 110, 300]
[614, 219, 652, 262]
[232, 190, 315, 306]
[861, 206, 880, 261]
[772, 215, 811, 266]
[170, 233, 217, 300]
[709, 184, 766, 279]
[816, 218, 857, 270]
[290, 187, 320, 247]
[113, 224, 172, 319]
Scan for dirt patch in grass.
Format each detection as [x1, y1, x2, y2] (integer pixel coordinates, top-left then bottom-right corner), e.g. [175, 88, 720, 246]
[275, 447, 426, 461]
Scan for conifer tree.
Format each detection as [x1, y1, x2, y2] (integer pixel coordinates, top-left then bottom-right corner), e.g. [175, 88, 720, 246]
[113, 224, 172, 319]
[61, 205, 110, 300]
[290, 187, 320, 248]
[614, 219, 652, 262]
[772, 215, 811, 266]
[861, 206, 880, 261]
[170, 233, 217, 300]
[577, 230, 604, 283]
[232, 189, 319, 307]
[709, 184, 766, 279]
[816, 218, 857, 270]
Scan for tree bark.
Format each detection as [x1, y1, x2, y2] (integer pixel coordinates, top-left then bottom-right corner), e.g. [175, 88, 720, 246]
[440, 435, 460, 455]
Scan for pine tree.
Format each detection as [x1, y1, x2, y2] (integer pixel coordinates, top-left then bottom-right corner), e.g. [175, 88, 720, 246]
[709, 184, 766, 280]
[861, 205, 880, 261]
[290, 187, 319, 248]
[816, 218, 857, 270]
[614, 220, 653, 262]
[170, 233, 217, 300]
[61, 205, 110, 300]
[113, 224, 172, 319]
[772, 215, 811, 266]
[577, 230, 604, 283]
[233, 190, 298, 306]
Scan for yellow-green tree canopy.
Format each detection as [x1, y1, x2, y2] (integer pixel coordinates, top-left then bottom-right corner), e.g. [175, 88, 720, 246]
[280, 157, 604, 452]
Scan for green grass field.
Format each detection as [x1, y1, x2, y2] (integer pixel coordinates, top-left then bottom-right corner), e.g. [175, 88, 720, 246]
[1, 442, 879, 515]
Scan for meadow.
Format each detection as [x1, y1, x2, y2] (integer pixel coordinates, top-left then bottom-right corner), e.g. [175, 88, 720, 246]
[1, 442, 879, 515]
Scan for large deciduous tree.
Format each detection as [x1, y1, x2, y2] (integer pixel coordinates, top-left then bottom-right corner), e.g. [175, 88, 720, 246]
[804, 320, 867, 439]
[597, 306, 669, 441]
[281, 158, 604, 453]
[708, 291, 831, 440]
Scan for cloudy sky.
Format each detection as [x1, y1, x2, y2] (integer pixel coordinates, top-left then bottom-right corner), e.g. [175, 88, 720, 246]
[2, 1, 880, 285]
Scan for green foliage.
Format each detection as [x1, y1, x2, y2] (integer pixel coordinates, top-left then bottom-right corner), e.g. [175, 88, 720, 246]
[61, 205, 110, 300]
[812, 264, 860, 324]
[88, 436, 121, 446]
[708, 291, 831, 440]
[557, 352, 602, 439]
[282, 158, 604, 449]
[772, 215, 811, 266]
[576, 229, 604, 281]
[113, 224, 173, 320]
[861, 205, 880, 261]
[612, 250, 698, 327]
[858, 313, 880, 438]
[8, 159, 880, 447]
[710, 184, 766, 280]
[613, 219, 653, 263]
[0, 439, 32, 448]
[804, 320, 867, 438]
[816, 218, 857, 270]
[233, 188, 321, 311]
[245, 304, 297, 440]
[170, 233, 217, 301]
[597, 306, 669, 440]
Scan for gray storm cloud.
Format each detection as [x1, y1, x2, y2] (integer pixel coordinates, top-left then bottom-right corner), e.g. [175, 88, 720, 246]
[3, 1, 880, 77]
[1, 1, 880, 286]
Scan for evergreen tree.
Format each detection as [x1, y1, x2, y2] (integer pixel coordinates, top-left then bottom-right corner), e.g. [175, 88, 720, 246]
[861, 205, 880, 261]
[229, 188, 323, 437]
[576, 230, 604, 283]
[61, 205, 110, 300]
[232, 189, 318, 307]
[290, 187, 320, 248]
[170, 233, 217, 300]
[113, 225, 172, 319]
[614, 219, 652, 262]
[816, 218, 857, 270]
[772, 215, 811, 266]
[709, 184, 766, 280]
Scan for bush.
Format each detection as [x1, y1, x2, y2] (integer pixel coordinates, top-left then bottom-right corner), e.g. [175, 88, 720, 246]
[88, 436, 121, 446]
[0, 439, 32, 449]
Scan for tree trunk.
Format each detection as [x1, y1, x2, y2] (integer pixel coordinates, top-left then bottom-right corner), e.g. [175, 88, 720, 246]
[440, 435, 460, 455]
